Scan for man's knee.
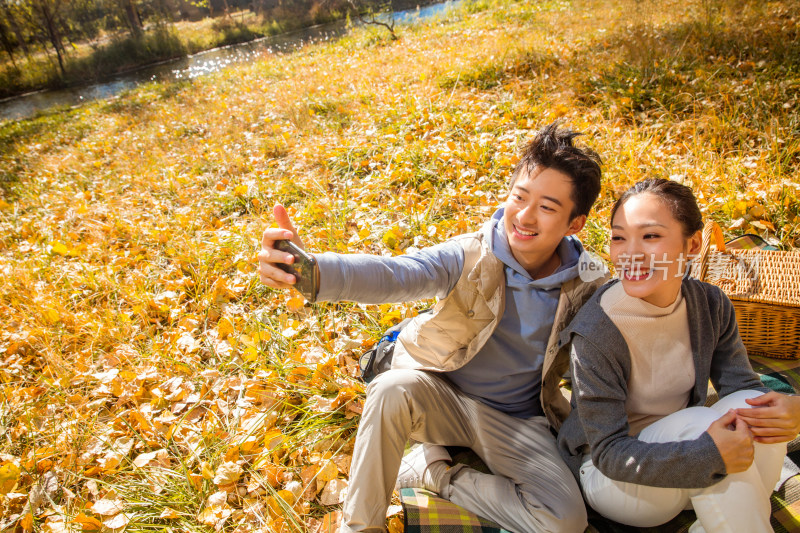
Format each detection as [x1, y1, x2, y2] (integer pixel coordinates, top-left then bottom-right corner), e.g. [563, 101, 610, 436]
[514, 473, 587, 533]
[546, 503, 588, 533]
[364, 369, 435, 415]
[522, 495, 588, 533]
[367, 368, 432, 396]
[556, 511, 589, 533]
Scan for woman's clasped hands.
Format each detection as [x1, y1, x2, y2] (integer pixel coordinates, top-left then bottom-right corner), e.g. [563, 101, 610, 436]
[708, 393, 800, 474]
[706, 409, 755, 474]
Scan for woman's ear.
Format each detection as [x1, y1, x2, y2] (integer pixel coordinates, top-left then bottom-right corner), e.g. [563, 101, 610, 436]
[687, 229, 703, 258]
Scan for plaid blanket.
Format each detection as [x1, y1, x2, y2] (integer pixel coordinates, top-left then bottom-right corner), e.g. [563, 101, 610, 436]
[400, 359, 800, 533]
[724, 233, 779, 251]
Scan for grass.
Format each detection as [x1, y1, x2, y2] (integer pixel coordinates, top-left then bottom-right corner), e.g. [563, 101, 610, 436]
[0, 0, 799, 530]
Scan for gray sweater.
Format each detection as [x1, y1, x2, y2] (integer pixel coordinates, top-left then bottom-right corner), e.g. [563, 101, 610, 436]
[557, 279, 768, 489]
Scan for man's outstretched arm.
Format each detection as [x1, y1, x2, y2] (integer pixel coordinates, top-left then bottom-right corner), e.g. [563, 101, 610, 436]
[257, 204, 464, 303]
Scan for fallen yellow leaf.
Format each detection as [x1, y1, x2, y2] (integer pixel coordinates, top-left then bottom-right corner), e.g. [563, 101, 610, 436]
[19, 511, 33, 532]
[201, 461, 215, 480]
[218, 317, 235, 338]
[387, 515, 404, 533]
[159, 508, 180, 519]
[319, 478, 348, 506]
[317, 460, 338, 483]
[317, 510, 341, 533]
[213, 461, 242, 486]
[71, 513, 102, 531]
[287, 295, 306, 312]
[91, 497, 124, 516]
[102, 513, 130, 530]
[0, 461, 20, 494]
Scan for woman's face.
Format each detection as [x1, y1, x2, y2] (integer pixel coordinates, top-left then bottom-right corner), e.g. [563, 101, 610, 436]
[609, 193, 702, 307]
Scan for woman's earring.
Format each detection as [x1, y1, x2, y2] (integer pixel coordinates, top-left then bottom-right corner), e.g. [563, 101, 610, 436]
[682, 257, 694, 279]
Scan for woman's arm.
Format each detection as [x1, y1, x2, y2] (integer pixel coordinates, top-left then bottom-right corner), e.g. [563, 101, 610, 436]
[702, 286, 800, 443]
[570, 336, 729, 489]
[706, 285, 767, 398]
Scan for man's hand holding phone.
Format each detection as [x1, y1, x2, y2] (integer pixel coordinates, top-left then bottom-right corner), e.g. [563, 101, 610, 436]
[258, 204, 320, 302]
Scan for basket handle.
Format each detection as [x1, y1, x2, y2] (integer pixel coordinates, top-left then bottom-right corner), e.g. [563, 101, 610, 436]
[696, 220, 726, 281]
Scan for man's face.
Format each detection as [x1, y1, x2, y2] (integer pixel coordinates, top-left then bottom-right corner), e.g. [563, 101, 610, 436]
[503, 166, 585, 276]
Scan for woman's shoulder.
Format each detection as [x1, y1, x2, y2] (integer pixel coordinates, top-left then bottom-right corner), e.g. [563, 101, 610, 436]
[568, 279, 614, 321]
[682, 278, 734, 312]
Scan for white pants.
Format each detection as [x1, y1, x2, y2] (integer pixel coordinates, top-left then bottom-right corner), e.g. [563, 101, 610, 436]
[341, 369, 587, 533]
[580, 390, 787, 532]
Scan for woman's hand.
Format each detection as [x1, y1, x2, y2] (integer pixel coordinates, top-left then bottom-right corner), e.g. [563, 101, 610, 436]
[735, 391, 800, 444]
[706, 409, 755, 474]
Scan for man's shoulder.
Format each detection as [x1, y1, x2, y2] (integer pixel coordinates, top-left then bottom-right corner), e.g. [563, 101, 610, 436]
[562, 252, 611, 301]
[444, 226, 496, 270]
[560, 281, 616, 338]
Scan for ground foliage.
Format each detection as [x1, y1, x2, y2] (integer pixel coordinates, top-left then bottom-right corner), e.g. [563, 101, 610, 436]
[1, 0, 799, 531]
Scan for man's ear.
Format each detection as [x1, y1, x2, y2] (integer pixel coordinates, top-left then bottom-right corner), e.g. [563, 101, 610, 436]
[566, 214, 587, 236]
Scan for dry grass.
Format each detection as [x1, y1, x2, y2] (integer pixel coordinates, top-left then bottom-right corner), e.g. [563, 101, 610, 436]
[0, 0, 798, 530]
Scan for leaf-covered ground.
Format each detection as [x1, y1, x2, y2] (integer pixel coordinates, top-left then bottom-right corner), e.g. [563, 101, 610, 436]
[1, 0, 798, 531]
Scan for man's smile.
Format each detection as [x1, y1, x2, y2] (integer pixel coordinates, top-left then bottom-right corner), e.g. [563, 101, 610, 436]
[513, 224, 539, 238]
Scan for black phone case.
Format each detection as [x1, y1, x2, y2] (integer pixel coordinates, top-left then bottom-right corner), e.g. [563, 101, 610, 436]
[274, 240, 319, 303]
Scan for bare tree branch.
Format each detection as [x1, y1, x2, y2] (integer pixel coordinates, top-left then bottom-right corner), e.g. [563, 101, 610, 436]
[344, 0, 396, 39]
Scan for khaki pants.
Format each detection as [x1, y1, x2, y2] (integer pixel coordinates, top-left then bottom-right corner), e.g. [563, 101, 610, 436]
[341, 369, 587, 533]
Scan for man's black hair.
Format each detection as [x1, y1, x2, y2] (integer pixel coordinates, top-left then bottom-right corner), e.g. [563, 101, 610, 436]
[510, 121, 602, 219]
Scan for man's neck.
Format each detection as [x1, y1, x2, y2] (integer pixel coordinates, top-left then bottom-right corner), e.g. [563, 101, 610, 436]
[530, 252, 562, 280]
[515, 250, 562, 280]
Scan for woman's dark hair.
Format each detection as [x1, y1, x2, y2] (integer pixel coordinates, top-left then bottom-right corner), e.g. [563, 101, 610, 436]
[610, 178, 703, 238]
[510, 121, 602, 219]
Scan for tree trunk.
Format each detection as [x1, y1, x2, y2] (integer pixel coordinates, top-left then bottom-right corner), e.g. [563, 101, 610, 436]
[35, 0, 66, 76]
[120, 0, 143, 37]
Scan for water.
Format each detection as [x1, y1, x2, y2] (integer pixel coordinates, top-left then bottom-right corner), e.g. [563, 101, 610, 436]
[0, 0, 461, 122]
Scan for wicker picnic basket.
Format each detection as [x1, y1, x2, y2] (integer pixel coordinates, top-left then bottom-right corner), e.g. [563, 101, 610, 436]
[692, 221, 800, 359]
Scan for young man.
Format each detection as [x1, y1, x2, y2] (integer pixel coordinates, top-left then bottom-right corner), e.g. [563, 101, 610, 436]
[258, 123, 607, 533]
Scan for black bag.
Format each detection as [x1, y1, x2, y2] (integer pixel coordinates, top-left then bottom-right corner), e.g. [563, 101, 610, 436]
[358, 310, 430, 383]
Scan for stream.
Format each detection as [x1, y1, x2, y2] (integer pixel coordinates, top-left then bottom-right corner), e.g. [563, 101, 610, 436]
[0, 0, 462, 122]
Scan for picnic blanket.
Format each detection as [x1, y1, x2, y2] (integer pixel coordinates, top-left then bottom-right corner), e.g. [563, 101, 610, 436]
[399, 358, 800, 533]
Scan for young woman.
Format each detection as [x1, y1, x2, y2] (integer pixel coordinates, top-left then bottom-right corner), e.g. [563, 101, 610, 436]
[558, 178, 800, 532]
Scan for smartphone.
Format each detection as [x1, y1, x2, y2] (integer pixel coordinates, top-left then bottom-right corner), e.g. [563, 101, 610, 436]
[274, 240, 319, 303]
